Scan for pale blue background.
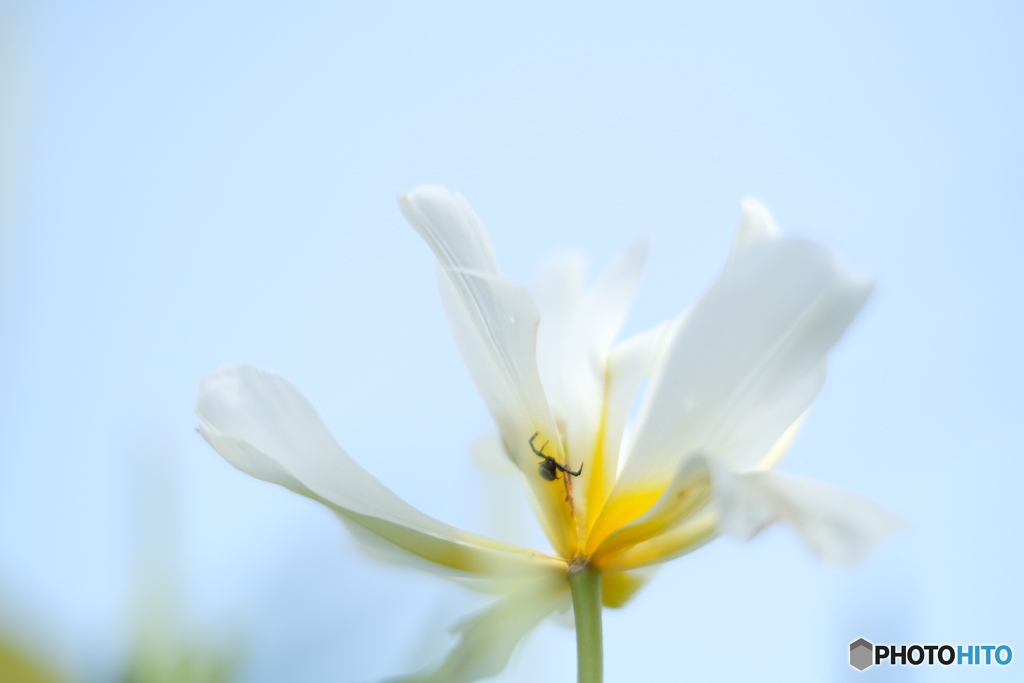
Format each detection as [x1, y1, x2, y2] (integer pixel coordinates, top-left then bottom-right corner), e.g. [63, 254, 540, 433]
[1, 1, 1021, 681]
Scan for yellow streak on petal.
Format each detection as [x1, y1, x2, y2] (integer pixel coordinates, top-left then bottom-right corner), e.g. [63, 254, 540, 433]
[754, 411, 807, 472]
[600, 513, 717, 572]
[601, 570, 648, 608]
[590, 474, 711, 566]
[534, 481, 581, 558]
[527, 429, 582, 557]
[581, 370, 613, 539]
[583, 484, 664, 555]
[343, 510, 566, 577]
[512, 430, 585, 557]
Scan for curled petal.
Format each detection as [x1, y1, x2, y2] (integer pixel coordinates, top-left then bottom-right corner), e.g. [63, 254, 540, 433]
[397, 185, 500, 275]
[196, 364, 564, 578]
[713, 467, 904, 564]
[388, 578, 568, 683]
[399, 186, 558, 457]
[435, 268, 575, 555]
[400, 186, 573, 554]
[432, 266, 555, 454]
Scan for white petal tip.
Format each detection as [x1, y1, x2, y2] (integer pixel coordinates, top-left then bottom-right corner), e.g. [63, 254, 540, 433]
[401, 184, 456, 204]
[731, 199, 781, 255]
[739, 197, 770, 213]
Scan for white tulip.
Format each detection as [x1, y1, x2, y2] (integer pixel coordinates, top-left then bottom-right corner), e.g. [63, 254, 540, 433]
[197, 186, 901, 681]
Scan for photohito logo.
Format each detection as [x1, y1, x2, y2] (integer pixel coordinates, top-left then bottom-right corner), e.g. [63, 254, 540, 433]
[849, 639, 1012, 670]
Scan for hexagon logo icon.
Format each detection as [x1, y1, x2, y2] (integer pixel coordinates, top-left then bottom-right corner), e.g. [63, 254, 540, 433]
[850, 638, 874, 671]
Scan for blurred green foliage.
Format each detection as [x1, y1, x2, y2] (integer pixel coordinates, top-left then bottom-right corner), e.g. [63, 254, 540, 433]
[0, 635, 66, 683]
[119, 638, 237, 683]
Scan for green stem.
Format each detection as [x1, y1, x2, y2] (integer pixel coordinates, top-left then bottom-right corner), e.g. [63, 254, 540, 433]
[568, 562, 603, 683]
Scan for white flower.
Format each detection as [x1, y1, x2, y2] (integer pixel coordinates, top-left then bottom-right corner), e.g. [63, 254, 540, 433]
[195, 187, 901, 681]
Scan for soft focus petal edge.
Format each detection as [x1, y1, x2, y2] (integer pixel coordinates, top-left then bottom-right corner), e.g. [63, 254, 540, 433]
[195, 363, 565, 579]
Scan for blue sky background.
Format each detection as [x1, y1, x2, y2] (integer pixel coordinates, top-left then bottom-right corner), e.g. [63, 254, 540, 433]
[1, 1, 1021, 681]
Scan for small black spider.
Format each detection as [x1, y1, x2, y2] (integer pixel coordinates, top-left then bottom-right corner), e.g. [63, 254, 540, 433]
[529, 432, 583, 481]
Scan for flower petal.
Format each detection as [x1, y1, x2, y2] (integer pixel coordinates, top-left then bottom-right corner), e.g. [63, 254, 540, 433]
[590, 455, 711, 561]
[532, 251, 586, 415]
[600, 512, 717, 572]
[400, 186, 576, 554]
[528, 239, 650, 533]
[753, 411, 807, 472]
[432, 265, 555, 456]
[435, 268, 576, 555]
[397, 185, 500, 275]
[387, 578, 568, 683]
[714, 468, 904, 564]
[614, 236, 873, 505]
[468, 430, 518, 476]
[557, 238, 649, 526]
[729, 198, 781, 257]
[594, 321, 678, 497]
[196, 364, 563, 578]
[601, 567, 659, 608]
[399, 186, 557, 449]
